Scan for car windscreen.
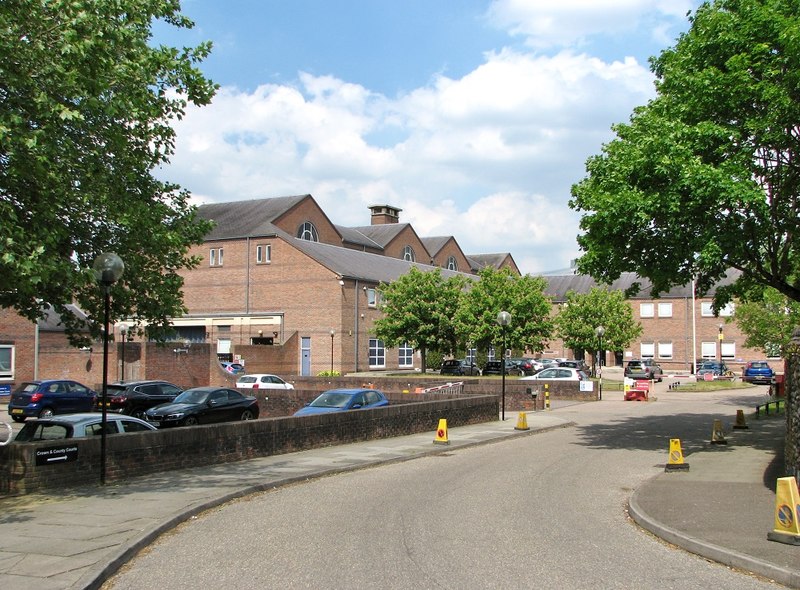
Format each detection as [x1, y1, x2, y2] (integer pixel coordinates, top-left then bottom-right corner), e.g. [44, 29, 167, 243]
[310, 392, 352, 408]
[15, 423, 71, 441]
[173, 390, 210, 404]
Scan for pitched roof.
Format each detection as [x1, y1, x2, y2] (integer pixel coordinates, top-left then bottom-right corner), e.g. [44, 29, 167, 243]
[197, 195, 309, 240]
[344, 223, 410, 248]
[468, 253, 512, 271]
[335, 225, 383, 250]
[421, 236, 450, 257]
[289, 237, 472, 284]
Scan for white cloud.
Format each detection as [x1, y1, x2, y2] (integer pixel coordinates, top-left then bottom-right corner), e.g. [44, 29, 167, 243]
[162, 4, 686, 274]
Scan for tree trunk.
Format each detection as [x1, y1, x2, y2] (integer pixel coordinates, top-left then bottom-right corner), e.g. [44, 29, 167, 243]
[786, 328, 800, 485]
[420, 346, 427, 374]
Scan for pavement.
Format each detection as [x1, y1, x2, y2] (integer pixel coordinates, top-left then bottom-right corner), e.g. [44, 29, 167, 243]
[0, 405, 798, 590]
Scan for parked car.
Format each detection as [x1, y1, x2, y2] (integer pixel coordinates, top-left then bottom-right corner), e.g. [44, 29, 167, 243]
[97, 380, 183, 419]
[440, 359, 481, 376]
[558, 359, 590, 373]
[624, 359, 664, 382]
[236, 374, 295, 389]
[14, 413, 157, 441]
[220, 362, 245, 375]
[294, 388, 389, 416]
[507, 358, 538, 376]
[482, 360, 523, 376]
[537, 359, 559, 370]
[695, 361, 732, 380]
[7, 380, 97, 422]
[145, 386, 259, 427]
[742, 361, 774, 385]
[520, 367, 589, 381]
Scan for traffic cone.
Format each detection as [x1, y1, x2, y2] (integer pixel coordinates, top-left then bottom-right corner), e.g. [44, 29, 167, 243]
[515, 412, 529, 431]
[665, 438, 689, 471]
[433, 418, 450, 445]
[733, 409, 749, 429]
[767, 477, 800, 545]
[710, 419, 727, 444]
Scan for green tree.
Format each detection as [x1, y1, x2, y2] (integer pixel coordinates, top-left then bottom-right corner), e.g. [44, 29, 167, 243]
[569, 0, 800, 481]
[570, 0, 800, 306]
[0, 0, 217, 344]
[734, 288, 800, 357]
[373, 267, 467, 373]
[554, 287, 643, 366]
[454, 267, 553, 355]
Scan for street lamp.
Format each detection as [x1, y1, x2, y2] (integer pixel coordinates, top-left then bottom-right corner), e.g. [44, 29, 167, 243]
[329, 329, 335, 375]
[93, 252, 124, 486]
[496, 311, 511, 421]
[718, 323, 724, 362]
[595, 325, 605, 401]
[116, 322, 128, 383]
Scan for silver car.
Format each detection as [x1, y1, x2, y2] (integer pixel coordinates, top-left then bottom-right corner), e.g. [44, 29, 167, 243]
[14, 413, 157, 441]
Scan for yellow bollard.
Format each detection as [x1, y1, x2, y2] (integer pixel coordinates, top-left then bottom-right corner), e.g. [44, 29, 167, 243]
[545, 384, 550, 410]
[665, 438, 690, 471]
[514, 412, 529, 431]
[733, 409, 749, 429]
[767, 477, 800, 545]
[433, 418, 450, 445]
[710, 419, 727, 444]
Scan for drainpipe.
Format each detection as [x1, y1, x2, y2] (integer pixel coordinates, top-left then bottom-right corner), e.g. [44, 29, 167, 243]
[354, 279, 360, 372]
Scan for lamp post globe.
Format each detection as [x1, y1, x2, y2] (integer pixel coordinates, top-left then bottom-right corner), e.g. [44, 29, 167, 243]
[93, 253, 124, 485]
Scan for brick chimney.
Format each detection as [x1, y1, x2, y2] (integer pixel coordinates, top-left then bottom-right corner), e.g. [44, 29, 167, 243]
[369, 204, 401, 225]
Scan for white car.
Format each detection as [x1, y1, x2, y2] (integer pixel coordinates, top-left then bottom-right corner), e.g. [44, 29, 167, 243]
[235, 374, 295, 390]
[520, 367, 589, 381]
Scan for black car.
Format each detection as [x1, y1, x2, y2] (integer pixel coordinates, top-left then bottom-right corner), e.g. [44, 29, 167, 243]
[145, 386, 259, 427]
[482, 360, 522, 376]
[97, 380, 183, 419]
[507, 358, 538, 376]
[440, 359, 481, 376]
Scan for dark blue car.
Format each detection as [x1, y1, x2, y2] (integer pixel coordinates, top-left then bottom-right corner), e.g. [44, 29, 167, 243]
[742, 361, 774, 384]
[294, 388, 389, 416]
[7, 380, 97, 422]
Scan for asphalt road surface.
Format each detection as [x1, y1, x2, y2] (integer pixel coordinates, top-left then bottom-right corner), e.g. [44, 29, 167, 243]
[104, 386, 783, 590]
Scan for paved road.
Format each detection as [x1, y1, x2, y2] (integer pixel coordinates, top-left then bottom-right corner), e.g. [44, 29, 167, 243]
[104, 387, 786, 589]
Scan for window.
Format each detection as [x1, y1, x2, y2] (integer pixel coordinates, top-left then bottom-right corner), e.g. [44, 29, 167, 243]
[369, 338, 385, 368]
[209, 247, 223, 267]
[256, 244, 271, 264]
[701, 302, 735, 316]
[402, 245, 415, 262]
[701, 341, 717, 358]
[399, 342, 414, 367]
[721, 341, 736, 359]
[640, 342, 655, 358]
[0, 345, 13, 379]
[466, 348, 477, 364]
[639, 303, 654, 318]
[658, 303, 672, 318]
[366, 288, 378, 307]
[658, 341, 673, 359]
[297, 221, 319, 242]
[447, 256, 458, 271]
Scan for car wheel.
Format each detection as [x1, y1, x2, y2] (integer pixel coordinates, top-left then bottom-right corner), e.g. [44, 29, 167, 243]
[38, 407, 55, 419]
[240, 409, 255, 421]
[182, 416, 199, 427]
[11, 416, 25, 423]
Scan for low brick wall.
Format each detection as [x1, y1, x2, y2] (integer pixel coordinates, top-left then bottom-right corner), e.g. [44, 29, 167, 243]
[0, 394, 497, 496]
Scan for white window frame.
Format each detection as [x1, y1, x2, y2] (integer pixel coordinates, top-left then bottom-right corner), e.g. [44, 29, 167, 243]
[701, 341, 717, 358]
[366, 288, 378, 308]
[447, 256, 457, 271]
[402, 245, 416, 262]
[701, 302, 735, 317]
[369, 338, 386, 368]
[398, 342, 414, 367]
[639, 303, 654, 318]
[0, 345, 14, 380]
[256, 244, 271, 264]
[721, 341, 736, 360]
[657, 302, 673, 318]
[658, 341, 673, 359]
[209, 247, 223, 267]
[297, 221, 319, 242]
[640, 342, 655, 358]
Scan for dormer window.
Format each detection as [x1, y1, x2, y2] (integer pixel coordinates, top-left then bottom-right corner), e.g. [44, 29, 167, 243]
[297, 221, 319, 242]
[402, 245, 415, 262]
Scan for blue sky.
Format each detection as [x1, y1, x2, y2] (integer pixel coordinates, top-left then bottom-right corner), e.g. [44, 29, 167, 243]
[155, 0, 700, 274]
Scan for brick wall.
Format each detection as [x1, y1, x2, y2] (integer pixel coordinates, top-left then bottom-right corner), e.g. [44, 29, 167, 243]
[0, 394, 497, 496]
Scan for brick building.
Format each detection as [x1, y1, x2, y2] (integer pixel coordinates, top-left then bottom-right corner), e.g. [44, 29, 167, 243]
[0, 194, 778, 391]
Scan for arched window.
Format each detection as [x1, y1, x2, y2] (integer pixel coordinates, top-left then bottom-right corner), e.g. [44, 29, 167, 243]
[402, 245, 415, 262]
[297, 221, 319, 242]
[447, 256, 458, 271]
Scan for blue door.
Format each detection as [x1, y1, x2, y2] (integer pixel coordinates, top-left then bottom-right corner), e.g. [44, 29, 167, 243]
[301, 337, 311, 376]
